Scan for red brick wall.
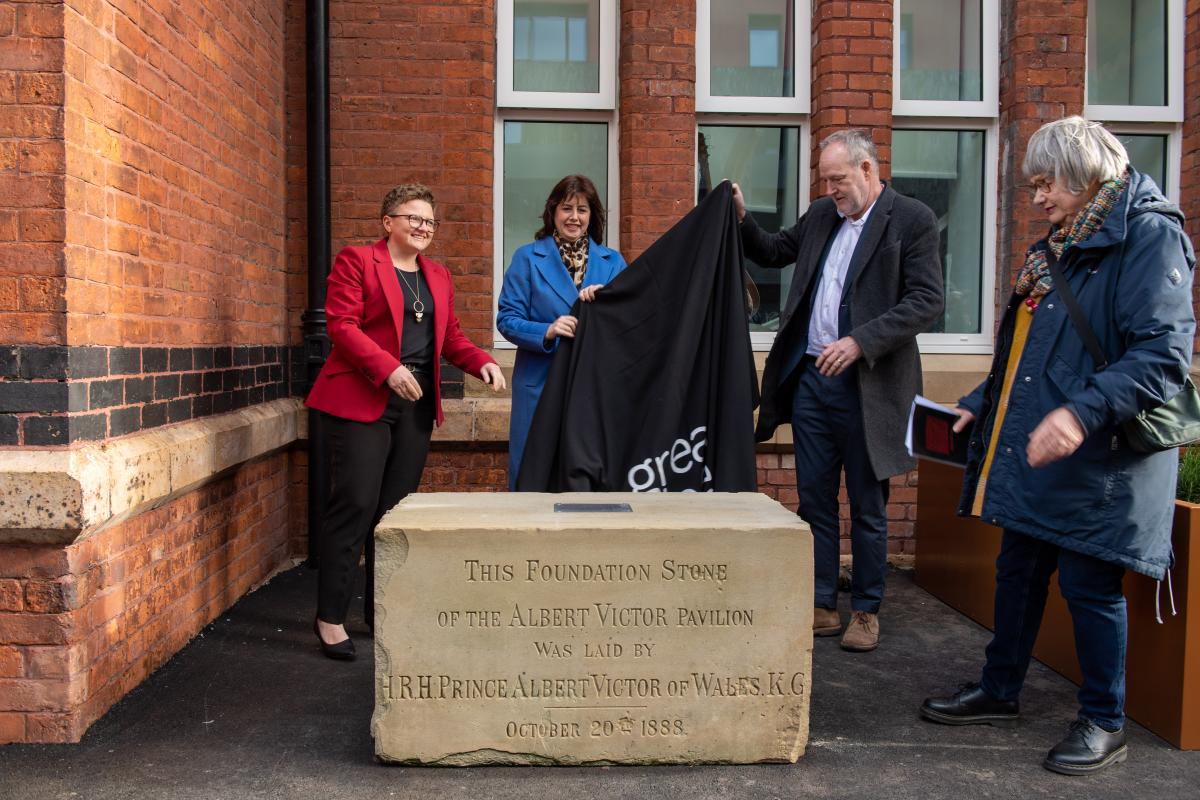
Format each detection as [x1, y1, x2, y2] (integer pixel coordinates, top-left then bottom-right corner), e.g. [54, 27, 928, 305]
[61, 0, 288, 347]
[618, 0, 696, 259]
[997, 0, 1087, 290]
[0, 0, 66, 346]
[0, 452, 293, 744]
[318, 0, 496, 345]
[810, 0, 893, 182]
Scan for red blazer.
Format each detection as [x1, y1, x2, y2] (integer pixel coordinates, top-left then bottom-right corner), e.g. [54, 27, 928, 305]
[306, 238, 495, 425]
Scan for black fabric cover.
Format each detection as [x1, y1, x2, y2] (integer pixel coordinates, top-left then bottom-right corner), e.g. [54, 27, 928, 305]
[516, 181, 759, 492]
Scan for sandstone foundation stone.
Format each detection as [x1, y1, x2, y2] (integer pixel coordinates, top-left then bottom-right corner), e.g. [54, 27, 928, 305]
[372, 492, 813, 765]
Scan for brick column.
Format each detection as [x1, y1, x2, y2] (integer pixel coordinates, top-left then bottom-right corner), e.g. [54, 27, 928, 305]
[0, 0, 65, 351]
[996, 0, 1087, 289]
[618, 0, 695, 260]
[810, 0, 893, 186]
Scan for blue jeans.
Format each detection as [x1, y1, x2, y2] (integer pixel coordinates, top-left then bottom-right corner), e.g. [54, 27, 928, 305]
[791, 359, 889, 614]
[980, 529, 1128, 730]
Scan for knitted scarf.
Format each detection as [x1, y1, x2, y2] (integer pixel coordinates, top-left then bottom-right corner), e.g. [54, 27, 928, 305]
[554, 232, 589, 288]
[1014, 167, 1130, 309]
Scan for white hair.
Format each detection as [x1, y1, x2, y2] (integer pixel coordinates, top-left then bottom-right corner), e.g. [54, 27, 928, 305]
[820, 129, 879, 171]
[1023, 116, 1129, 194]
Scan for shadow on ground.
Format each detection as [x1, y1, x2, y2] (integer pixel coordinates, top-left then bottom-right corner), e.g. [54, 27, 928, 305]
[1, 566, 1196, 800]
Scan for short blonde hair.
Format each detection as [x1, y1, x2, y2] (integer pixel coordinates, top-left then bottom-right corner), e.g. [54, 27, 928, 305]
[1022, 116, 1128, 194]
[380, 183, 436, 218]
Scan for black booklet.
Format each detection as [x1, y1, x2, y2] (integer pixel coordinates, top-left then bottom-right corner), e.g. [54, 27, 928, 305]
[906, 395, 972, 468]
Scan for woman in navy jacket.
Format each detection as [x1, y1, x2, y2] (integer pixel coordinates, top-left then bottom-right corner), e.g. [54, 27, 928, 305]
[497, 175, 627, 489]
[919, 118, 1195, 775]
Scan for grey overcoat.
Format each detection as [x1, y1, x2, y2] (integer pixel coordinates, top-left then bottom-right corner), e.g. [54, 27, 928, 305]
[742, 184, 944, 480]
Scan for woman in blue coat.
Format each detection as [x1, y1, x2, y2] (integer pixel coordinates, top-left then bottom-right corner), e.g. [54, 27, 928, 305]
[919, 118, 1195, 775]
[497, 175, 627, 489]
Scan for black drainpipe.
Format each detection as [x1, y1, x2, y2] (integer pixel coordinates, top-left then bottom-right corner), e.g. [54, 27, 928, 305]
[302, 0, 331, 567]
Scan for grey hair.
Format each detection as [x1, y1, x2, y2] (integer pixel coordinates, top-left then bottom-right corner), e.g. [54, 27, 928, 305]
[1022, 116, 1128, 194]
[820, 129, 879, 170]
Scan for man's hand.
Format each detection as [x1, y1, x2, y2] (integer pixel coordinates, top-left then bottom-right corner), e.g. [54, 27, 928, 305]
[544, 315, 578, 343]
[952, 407, 975, 434]
[1026, 407, 1085, 467]
[731, 182, 747, 221]
[386, 364, 422, 401]
[480, 363, 506, 392]
[814, 337, 863, 377]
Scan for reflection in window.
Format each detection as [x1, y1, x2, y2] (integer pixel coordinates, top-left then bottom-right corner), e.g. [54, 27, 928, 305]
[709, 1, 794, 97]
[1088, 0, 1167, 107]
[697, 125, 799, 333]
[1118, 133, 1168, 194]
[502, 121, 608, 271]
[891, 130, 985, 335]
[513, 0, 599, 93]
[898, 0, 982, 102]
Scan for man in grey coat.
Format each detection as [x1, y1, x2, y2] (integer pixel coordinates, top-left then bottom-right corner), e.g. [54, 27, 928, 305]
[734, 129, 943, 651]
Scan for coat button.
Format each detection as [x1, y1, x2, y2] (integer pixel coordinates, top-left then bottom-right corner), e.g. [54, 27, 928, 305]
[1024, 376, 1031, 383]
[1005, 446, 1012, 454]
[1047, 303, 1054, 310]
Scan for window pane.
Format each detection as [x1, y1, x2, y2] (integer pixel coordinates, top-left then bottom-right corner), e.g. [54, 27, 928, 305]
[898, 0, 983, 102]
[1118, 133, 1168, 194]
[502, 121, 608, 270]
[891, 130, 986, 335]
[1088, 0, 1168, 106]
[709, 1, 795, 97]
[697, 125, 799, 333]
[513, 0, 600, 93]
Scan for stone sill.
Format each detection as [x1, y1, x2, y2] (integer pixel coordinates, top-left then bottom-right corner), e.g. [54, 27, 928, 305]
[0, 399, 303, 546]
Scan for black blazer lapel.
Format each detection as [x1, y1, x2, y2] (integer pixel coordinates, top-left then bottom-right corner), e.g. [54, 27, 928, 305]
[840, 185, 895, 301]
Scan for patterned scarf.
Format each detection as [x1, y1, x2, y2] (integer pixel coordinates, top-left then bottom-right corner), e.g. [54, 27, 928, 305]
[554, 232, 589, 288]
[1014, 167, 1130, 309]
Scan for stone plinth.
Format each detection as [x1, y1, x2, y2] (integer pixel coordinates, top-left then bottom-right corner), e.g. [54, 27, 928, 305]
[372, 492, 813, 765]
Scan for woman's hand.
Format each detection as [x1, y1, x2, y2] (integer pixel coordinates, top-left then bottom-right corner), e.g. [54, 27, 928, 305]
[480, 363, 506, 392]
[731, 182, 746, 221]
[544, 315, 578, 343]
[952, 407, 976, 434]
[385, 365, 422, 401]
[1026, 407, 1085, 467]
[578, 284, 603, 303]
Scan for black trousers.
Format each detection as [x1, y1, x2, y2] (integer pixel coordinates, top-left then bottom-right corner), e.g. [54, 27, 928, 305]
[317, 373, 434, 626]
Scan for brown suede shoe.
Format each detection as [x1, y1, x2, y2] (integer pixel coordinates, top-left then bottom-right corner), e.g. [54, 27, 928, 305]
[813, 607, 842, 636]
[840, 611, 879, 651]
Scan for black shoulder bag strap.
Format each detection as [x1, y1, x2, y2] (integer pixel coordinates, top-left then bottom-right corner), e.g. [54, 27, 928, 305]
[1044, 246, 1108, 372]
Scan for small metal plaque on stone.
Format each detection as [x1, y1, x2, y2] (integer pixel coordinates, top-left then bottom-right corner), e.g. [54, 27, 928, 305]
[554, 503, 632, 513]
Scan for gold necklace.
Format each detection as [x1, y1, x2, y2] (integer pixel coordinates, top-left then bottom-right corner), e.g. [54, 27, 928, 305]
[395, 267, 425, 322]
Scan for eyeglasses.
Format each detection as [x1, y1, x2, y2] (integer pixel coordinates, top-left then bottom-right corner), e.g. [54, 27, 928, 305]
[389, 214, 440, 231]
[1030, 177, 1054, 194]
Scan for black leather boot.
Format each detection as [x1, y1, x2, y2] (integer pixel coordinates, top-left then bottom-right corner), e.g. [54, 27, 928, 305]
[1043, 718, 1127, 775]
[920, 682, 1019, 726]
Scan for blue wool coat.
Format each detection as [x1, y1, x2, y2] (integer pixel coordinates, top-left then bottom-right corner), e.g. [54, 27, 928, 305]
[497, 236, 626, 489]
[958, 171, 1196, 578]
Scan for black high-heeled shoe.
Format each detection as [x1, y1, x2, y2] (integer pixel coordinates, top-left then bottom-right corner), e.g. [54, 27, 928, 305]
[313, 618, 356, 661]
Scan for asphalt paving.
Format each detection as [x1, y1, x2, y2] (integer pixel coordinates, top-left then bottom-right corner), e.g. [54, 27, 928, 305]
[1, 565, 1196, 800]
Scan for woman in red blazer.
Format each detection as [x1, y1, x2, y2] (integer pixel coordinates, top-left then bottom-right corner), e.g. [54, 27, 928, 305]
[306, 183, 505, 659]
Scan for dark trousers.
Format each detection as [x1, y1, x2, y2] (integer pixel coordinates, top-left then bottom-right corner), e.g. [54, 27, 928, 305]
[317, 374, 434, 626]
[980, 529, 1128, 730]
[791, 358, 889, 613]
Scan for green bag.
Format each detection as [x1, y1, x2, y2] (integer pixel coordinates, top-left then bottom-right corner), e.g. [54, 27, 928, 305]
[1121, 379, 1200, 453]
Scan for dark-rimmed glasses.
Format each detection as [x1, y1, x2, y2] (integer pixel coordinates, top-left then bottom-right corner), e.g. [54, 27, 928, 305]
[388, 213, 440, 231]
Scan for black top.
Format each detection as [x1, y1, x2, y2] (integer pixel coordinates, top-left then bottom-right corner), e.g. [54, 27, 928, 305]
[395, 267, 434, 368]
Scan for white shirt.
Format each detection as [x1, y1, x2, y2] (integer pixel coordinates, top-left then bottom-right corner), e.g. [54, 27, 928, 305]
[806, 201, 876, 357]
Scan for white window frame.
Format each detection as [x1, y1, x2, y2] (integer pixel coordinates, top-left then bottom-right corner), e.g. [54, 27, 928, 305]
[1084, 0, 1184, 123]
[492, 110, 621, 348]
[1102, 122, 1183, 203]
[892, 0, 999, 118]
[695, 116, 810, 352]
[696, 0, 810, 114]
[498, 0, 617, 110]
[893, 119, 999, 354]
